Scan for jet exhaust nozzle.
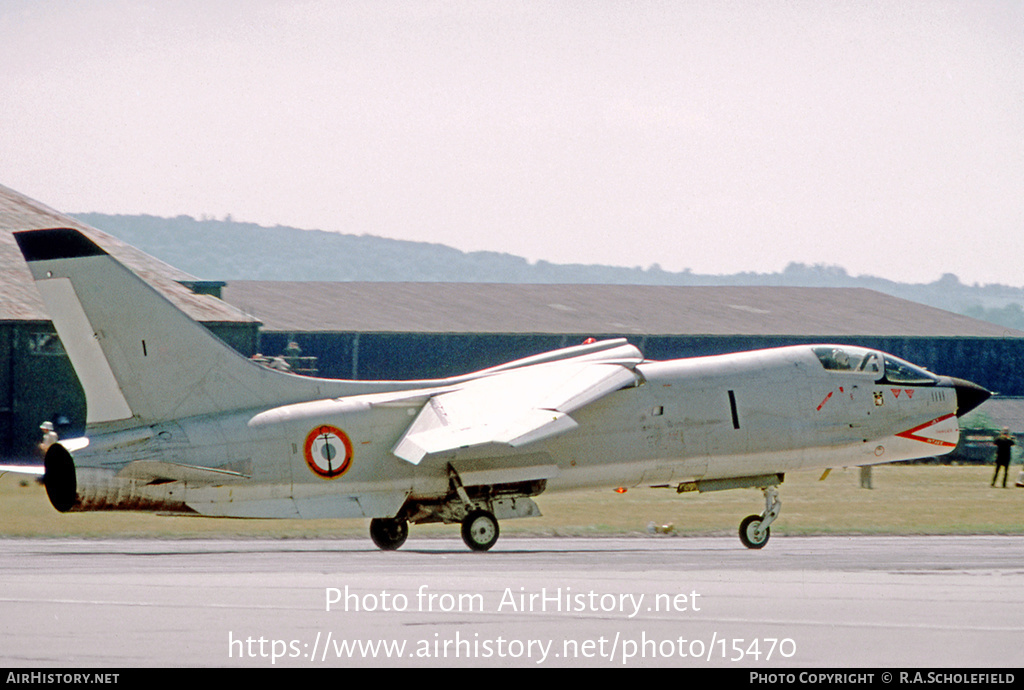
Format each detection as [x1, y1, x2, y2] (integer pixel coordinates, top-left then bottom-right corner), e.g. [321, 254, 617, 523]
[43, 443, 77, 512]
[42, 442, 194, 514]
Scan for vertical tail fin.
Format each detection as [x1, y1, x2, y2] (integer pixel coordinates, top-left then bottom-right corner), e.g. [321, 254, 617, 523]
[15, 228, 334, 429]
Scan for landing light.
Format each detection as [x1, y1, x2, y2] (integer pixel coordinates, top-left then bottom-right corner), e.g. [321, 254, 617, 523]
[614, 487, 627, 494]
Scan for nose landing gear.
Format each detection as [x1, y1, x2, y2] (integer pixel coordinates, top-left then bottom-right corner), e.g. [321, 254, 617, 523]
[738, 485, 780, 549]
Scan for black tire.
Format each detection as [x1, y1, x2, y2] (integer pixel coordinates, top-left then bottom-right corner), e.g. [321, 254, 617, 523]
[739, 514, 770, 550]
[43, 443, 77, 513]
[369, 517, 409, 551]
[461, 510, 499, 551]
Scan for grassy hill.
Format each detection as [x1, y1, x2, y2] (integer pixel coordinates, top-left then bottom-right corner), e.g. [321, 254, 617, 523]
[74, 213, 1024, 329]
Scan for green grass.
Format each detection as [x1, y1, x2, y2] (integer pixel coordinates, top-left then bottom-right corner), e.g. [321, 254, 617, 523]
[2, 465, 1021, 539]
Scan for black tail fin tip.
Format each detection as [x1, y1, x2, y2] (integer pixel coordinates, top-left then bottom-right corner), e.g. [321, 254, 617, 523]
[14, 228, 107, 263]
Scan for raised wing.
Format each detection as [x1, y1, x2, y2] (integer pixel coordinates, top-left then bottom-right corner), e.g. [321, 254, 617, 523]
[392, 346, 643, 465]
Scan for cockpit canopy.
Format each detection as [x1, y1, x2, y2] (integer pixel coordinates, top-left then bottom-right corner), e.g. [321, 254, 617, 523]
[812, 346, 938, 386]
[813, 346, 881, 375]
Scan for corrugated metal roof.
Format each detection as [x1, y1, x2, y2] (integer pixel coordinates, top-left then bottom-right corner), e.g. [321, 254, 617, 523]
[5, 183, 1020, 340]
[221, 281, 1024, 337]
[0, 184, 256, 324]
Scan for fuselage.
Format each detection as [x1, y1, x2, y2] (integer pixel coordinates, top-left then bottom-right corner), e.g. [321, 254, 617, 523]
[59, 343, 963, 519]
[10, 223, 991, 550]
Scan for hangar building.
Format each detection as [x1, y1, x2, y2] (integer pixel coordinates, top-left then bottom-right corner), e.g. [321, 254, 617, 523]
[221, 282, 1024, 394]
[0, 185, 258, 458]
[2, 183, 1021, 459]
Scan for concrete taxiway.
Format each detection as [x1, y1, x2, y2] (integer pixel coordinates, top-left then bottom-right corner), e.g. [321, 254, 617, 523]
[1, 535, 1021, 668]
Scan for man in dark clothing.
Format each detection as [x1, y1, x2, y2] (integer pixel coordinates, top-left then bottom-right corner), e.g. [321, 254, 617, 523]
[992, 427, 1015, 488]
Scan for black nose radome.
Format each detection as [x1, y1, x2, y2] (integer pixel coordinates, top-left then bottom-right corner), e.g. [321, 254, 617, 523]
[948, 378, 991, 417]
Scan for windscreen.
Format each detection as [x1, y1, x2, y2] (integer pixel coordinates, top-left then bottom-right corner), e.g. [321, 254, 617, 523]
[883, 356, 938, 385]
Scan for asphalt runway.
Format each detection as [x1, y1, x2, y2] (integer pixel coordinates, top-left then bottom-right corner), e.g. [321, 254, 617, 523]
[1, 535, 1022, 668]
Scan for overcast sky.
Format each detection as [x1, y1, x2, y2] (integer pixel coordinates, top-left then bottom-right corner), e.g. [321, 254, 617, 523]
[2, 1, 1022, 285]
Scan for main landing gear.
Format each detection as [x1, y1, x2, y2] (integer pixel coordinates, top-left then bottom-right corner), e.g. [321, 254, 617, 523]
[738, 485, 780, 550]
[368, 508, 504, 552]
[367, 468, 543, 552]
[461, 510, 500, 551]
[369, 516, 409, 551]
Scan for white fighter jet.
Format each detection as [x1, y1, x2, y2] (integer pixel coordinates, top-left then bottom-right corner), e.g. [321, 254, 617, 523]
[3, 227, 990, 550]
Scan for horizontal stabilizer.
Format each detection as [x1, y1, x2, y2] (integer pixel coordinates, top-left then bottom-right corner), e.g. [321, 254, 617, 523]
[0, 464, 45, 477]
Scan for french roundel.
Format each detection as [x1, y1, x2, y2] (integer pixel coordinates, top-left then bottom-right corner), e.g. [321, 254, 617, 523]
[303, 425, 353, 479]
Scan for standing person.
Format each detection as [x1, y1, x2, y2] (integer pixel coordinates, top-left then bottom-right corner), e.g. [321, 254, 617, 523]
[992, 427, 1015, 488]
[38, 421, 58, 456]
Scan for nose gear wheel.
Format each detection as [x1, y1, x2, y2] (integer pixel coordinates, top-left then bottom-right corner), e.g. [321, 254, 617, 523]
[738, 486, 780, 550]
